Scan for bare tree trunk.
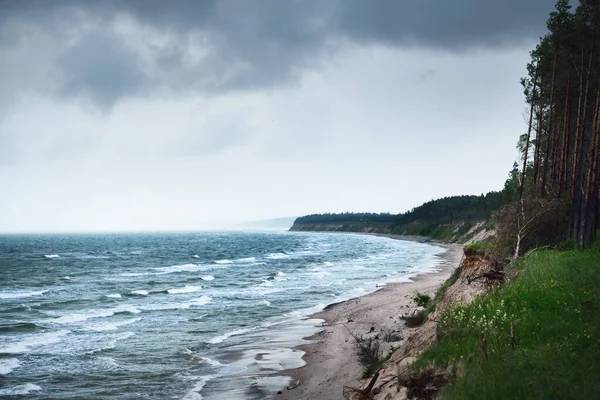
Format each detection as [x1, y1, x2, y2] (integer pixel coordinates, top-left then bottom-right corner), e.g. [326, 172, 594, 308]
[520, 74, 539, 201]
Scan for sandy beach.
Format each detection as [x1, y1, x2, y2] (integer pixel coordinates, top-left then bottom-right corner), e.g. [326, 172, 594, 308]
[276, 239, 464, 400]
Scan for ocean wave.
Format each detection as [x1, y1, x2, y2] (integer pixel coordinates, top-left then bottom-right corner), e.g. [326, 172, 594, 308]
[141, 302, 191, 311]
[105, 293, 122, 299]
[0, 322, 43, 333]
[0, 329, 71, 354]
[312, 271, 332, 279]
[95, 356, 120, 369]
[207, 327, 255, 344]
[141, 295, 211, 311]
[129, 290, 149, 296]
[182, 374, 218, 400]
[192, 296, 212, 306]
[167, 286, 203, 294]
[265, 253, 288, 259]
[261, 299, 272, 307]
[248, 286, 284, 296]
[0, 289, 48, 300]
[52, 310, 115, 324]
[86, 318, 142, 332]
[67, 331, 136, 355]
[235, 257, 256, 263]
[200, 275, 214, 281]
[0, 383, 42, 396]
[119, 272, 153, 277]
[192, 255, 200, 259]
[0, 358, 20, 374]
[155, 264, 204, 274]
[198, 356, 225, 367]
[214, 259, 233, 264]
[44, 254, 60, 259]
[77, 254, 110, 260]
[51, 305, 140, 324]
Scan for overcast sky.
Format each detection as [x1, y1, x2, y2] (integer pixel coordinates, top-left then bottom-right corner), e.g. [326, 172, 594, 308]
[0, 0, 557, 232]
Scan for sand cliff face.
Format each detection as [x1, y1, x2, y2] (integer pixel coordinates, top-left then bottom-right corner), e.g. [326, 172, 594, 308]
[289, 221, 494, 244]
[371, 248, 494, 400]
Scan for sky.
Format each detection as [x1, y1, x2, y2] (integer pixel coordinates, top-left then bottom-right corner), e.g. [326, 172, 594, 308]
[0, 0, 558, 232]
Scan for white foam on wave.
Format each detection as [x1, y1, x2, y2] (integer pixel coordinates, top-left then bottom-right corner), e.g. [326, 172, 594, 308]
[44, 254, 60, 259]
[0, 329, 71, 354]
[236, 257, 256, 263]
[261, 299, 272, 307]
[207, 327, 255, 344]
[167, 285, 203, 294]
[141, 302, 191, 311]
[192, 295, 212, 306]
[53, 310, 116, 324]
[119, 264, 207, 277]
[0, 383, 42, 396]
[69, 331, 136, 355]
[86, 318, 142, 332]
[141, 295, 211, 311]
[0, 358, 20, 374]
[214, 259, 233, 264]
[182, 375, 218, 400]
[199, 356, 225, 367]
[259, 280, 274, 287]
[119, 272, 152, 277]
[274, 271, 286, 281]
[156, 263, 204, 274]
[51, 305, 140, 324]
[250, 286, 284, 296]
[312, 271, 332, 279]
[95, 356, 120, 369]
[192, 255, 200, 259]
[323, 261, 334, 267]
[200, 275, 214, 281]
[105, 293, 122, 299]
[129, 290, 149, 296]
[0, 289, 48, 300]
[266, 253, 288, 259]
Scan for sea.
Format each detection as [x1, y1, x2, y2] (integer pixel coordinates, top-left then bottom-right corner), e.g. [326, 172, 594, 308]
[0, 231, 445, 399]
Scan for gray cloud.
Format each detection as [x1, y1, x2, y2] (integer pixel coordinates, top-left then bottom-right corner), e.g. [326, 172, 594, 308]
[0, 0, 556, 108]
[57, 32, 147, 107]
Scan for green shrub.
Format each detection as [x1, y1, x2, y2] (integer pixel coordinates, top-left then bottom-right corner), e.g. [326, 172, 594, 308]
[413, 292, 432, 308]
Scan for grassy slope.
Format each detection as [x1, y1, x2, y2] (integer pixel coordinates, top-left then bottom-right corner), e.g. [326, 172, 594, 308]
[415, 249, 600, 399]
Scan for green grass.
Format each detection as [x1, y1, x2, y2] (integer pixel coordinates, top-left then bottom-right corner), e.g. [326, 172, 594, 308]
[464, 239, 493, 251]
[414, 249, 600, 399]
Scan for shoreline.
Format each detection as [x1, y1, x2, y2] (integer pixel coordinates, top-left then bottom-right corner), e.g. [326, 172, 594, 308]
[275, 235, 464, 399]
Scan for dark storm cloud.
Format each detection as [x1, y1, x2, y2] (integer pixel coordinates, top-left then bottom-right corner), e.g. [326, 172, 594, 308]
[56, 32, 147, 107]
[337, 0, 556, 49]
[0, 0, 557, 107]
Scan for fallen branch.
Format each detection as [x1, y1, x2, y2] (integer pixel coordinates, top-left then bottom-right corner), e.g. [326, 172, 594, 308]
[467, 270, 504, 285]
[343, 385, 375, 400]
[286, 380, 300, 390]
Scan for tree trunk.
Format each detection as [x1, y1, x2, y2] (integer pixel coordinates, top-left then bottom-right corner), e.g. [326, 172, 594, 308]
[559, 76, 571, 198]
[520, 73, 539, 201]
[583, 88, 600, 247]
[544, 52, 558, 196]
